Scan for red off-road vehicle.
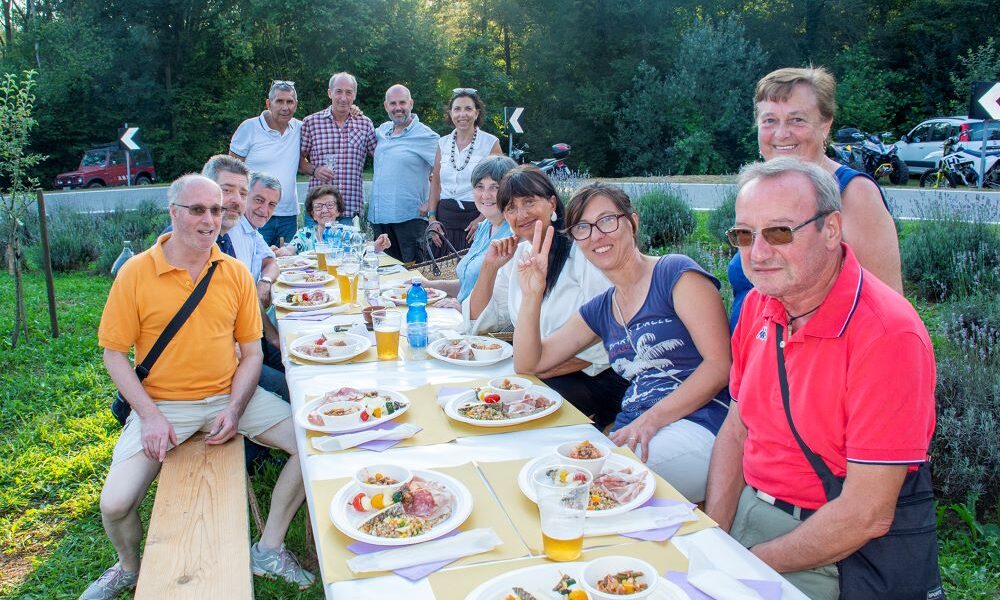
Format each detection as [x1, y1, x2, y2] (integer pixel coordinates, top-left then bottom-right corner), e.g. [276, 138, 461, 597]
[54, 144, 157, 189]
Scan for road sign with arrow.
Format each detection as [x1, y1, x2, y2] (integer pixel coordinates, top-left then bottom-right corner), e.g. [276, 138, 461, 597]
[507, 107, 524, 134]
[119, 126, 140, 151]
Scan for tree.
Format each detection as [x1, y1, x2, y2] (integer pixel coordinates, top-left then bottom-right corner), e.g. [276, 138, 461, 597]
[948, 37, 1000, 114]
[0, 70, 45, 347]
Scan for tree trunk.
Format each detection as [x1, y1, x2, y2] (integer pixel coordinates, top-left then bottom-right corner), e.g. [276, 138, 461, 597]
[11, 235, 27, 347]
[3, 0, 12, 49]
[503, 25, 512, 78]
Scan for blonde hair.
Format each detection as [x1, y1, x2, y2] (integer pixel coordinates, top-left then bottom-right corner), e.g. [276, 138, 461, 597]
[755, 67, 837, 122]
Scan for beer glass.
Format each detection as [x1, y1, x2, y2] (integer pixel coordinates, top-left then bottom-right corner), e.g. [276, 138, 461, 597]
[533, 466, 592, 562]
[372, 309, 402, 360]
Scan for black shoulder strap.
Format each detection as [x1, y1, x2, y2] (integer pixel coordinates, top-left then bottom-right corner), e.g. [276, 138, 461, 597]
[134, 260, 220, 381]
[775, 323, 844, 502]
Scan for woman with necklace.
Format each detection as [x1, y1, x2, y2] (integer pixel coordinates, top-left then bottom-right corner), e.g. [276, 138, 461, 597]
[512, 183, 731, 502]
[427, 88, 503, 255]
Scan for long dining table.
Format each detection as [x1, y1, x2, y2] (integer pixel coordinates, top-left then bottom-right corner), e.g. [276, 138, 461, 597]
[274, 264, 808, 600]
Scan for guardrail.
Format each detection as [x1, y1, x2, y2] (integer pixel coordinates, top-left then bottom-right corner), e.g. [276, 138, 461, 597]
[37, 180, 998, 222]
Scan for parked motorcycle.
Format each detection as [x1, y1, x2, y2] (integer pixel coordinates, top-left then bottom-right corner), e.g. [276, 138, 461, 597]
[510, 142, 572, 179]
[830, 128, 908, 184]
[919, 136, 1000, 189]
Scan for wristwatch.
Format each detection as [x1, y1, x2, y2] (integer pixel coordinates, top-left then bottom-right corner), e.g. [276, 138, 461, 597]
[427, 211, 437, 218]
[259, 276, 274, 286]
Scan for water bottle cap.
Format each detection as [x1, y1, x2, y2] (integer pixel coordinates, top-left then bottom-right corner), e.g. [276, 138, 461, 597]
[411, 279, 422, 286]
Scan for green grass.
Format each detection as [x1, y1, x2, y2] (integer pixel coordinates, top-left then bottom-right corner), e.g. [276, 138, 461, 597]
[1, 268, 997, 598]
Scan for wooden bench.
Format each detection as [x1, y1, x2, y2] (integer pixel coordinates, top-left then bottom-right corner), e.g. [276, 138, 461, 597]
[135, 433, 252, 599]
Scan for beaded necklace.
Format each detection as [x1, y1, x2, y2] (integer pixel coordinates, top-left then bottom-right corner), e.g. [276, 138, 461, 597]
[449, 128, 478, 172]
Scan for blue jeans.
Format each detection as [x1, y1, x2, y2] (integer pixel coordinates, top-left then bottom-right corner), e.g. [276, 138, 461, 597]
[258, 214, 298, 247]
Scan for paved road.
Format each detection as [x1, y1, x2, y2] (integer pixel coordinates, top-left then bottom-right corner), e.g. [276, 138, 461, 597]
[39, 180, 998, 222]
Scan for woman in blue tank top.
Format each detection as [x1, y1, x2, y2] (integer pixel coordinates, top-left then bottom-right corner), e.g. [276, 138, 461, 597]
[728, 67, 902, 329]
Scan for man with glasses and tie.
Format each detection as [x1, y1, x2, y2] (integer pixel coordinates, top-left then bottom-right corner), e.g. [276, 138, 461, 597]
[704, 157, 941, 600]
[230, 80, 302, 247]
[81, 174, 314, 599]
[299, 72, 376, 225]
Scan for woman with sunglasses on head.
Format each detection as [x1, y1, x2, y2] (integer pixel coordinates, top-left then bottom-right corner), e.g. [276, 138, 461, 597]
[427, 88, 503, 254]
[728, 66, 902, 330]
[513, 183, 731, 502]
[466, 167, 629, 431]
[274, 185, 389, 256]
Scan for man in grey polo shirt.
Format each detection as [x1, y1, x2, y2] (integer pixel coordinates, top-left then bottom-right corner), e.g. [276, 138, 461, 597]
[369, 84, 440, 263]
[230, 80, 301, 247]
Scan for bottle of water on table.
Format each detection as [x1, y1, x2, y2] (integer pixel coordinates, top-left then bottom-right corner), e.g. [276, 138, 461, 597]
[406, 279, 428, 357]
[361, 242, 380, 305]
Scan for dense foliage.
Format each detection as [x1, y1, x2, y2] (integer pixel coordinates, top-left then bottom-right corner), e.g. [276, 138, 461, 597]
[0, 1, 996, 181]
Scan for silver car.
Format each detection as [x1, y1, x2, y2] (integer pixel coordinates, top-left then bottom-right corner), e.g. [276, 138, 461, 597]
[895, 116, 1000, 176]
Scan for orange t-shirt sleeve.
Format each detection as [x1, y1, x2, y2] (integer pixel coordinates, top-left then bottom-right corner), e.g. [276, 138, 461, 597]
[232, 265, 263, 344]
[97, 259, 141, 353]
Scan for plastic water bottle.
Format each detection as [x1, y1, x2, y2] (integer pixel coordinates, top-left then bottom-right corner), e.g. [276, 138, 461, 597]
[322, 222, 335, 245]
[361, 242, 380, 304]
[110, 240, 134, 277]
[406, 279, 429, 355]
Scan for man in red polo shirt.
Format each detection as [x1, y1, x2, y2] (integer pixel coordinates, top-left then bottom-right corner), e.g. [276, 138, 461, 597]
[705, 157, 942, 600]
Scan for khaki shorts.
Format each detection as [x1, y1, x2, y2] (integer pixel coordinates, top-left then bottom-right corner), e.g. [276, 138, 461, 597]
[112, 387, 290, 466]
[730, 485, 839, 600]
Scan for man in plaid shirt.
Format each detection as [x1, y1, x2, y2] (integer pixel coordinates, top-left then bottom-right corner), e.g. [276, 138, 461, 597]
[298, 72, 376, 224]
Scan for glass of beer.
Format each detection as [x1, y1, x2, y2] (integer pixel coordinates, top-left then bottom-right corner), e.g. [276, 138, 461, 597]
[372, 309, 402, 360]
[533, 466, 592, 562]
[340, 253, 362, 307]
[327, 246, 342, 278]
[315, 243, 329, 271]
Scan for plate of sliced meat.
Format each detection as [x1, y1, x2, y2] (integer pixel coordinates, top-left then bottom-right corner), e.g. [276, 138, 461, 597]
[517, 452, 656, 517]
[427, 336, 513, 366]
[288, 332, 371, 363]
[295, 387, 411, 434]
[329, 469, 473, 546]
[442, 385, 562, 427]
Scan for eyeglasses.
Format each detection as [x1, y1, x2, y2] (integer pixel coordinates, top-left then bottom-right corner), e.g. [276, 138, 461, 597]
[502, 197, 547, 216]
[172, 203, 224, 217]
[568, 213, 628, 241]
[270, 80, 295, 89]
[313, 202, 338, 212]
[452, 87, 478, 96]
[726, 211, 832, 247]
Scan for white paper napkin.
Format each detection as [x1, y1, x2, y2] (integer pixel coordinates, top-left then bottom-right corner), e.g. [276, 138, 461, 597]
[687, 546, 765, 599]
[436, 389, 468, 408]
[311, 423, 421, 452]
[583, 504, 698, 537]
[346, 528, 502, 573]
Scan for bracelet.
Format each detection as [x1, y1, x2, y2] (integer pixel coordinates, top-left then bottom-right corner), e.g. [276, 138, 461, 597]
[259, 277, 273, 286]
[427, 211, 437, 217]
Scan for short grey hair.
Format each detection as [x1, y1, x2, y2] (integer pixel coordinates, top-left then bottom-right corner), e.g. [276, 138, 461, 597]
[471, 155, 518, 188]
[201, 154, 250, 183]
[328, 72, 358, 90]
[167, 174, 220, 206]
[268, 81, 297, 102]
[737, 157, 842, 220]
[249, 171, 282, 195]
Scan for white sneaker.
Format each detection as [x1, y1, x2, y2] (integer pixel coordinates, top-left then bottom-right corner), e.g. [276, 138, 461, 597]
[250, 543, 316, 589]
[79, 563, 139, 600]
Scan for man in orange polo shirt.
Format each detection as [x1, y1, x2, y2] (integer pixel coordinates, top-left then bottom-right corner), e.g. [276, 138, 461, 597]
[81, 175, 314, 600]
[705, 158, 941, 599]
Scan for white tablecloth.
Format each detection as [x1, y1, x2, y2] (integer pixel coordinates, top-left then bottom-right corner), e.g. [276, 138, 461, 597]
[277, 309, 808, 600]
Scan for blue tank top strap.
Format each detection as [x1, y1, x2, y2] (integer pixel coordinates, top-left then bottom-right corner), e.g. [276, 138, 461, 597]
[834, 165, 889, 212]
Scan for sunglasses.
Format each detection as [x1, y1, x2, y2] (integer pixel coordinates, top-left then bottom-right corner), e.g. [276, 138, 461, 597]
[726, 211, 832, 247]
[271, 80, 296, 88]
[452, 87, 478, 96]
[568, 213, 628, 241]
[173, 203, 224, 217]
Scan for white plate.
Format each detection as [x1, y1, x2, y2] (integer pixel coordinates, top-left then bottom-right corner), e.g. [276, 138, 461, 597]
[300, 250, 317, 258]
[442, 385, 563, 428]
[276, 256, 317, 271]
[518, 453, 656, 517]
[288, 332, 371, 364]
[272, 289, 346, 312]
[465, 562, 688, 600]
[278, 271, 335, 287]
[426, 336, 513, 367]
[294, 388, 411, 434]
[329, 469, 473, 546]
[380, 286, 447, 306]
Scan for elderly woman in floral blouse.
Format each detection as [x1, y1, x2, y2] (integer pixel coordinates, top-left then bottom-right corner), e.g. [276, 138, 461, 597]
[275, 185, 389, 255]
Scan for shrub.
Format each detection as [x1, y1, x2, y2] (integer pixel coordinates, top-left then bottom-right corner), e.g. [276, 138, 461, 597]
[664, 239, 734, 312]
[930, 294, 1000, 514]
[32, 209, 100, 272]
[94, 203, 168, 274]
[634, 188, 696, 250]
[901, 217, 1000, 302]
[706, 190, 737, 248]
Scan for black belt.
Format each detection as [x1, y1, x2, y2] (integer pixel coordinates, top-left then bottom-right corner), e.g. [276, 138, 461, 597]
[752, 486, 817, 520]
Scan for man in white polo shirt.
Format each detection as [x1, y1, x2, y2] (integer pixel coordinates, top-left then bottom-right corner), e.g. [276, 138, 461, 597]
[230, 80, 301, 247]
